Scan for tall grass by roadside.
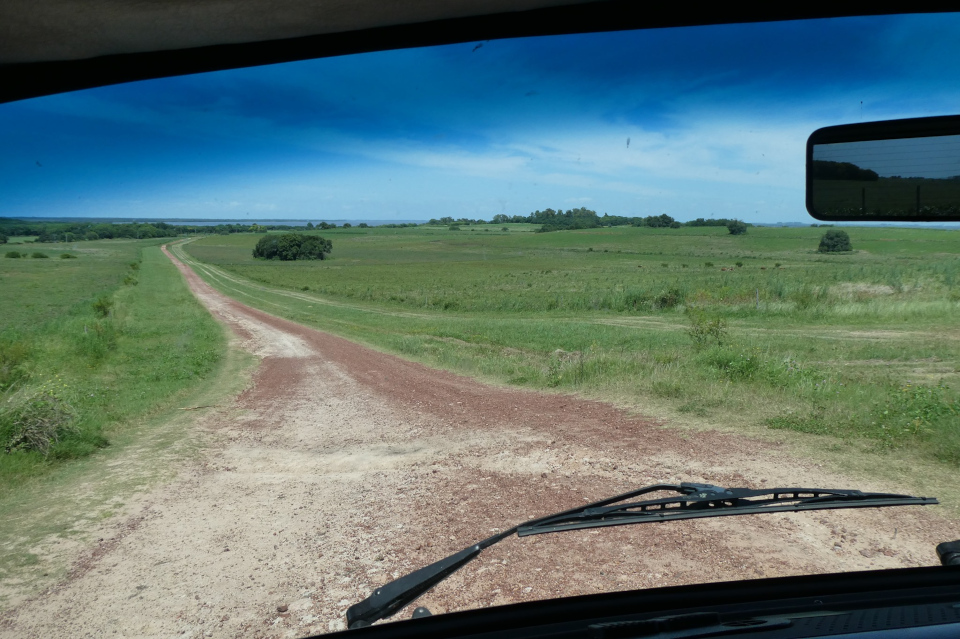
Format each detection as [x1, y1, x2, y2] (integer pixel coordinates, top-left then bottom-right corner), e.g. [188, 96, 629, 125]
[179, 226, 960, 467]
[0, 243, 225, 491]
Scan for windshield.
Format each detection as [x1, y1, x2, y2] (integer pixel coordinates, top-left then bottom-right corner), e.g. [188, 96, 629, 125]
[1, 12, 959, 638]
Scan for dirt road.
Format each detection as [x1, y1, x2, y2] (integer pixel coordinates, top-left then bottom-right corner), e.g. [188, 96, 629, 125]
[1, 246, 954, 638]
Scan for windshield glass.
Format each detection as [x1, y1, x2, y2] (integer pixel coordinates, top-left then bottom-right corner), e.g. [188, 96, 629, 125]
[1, 12, 959, 638]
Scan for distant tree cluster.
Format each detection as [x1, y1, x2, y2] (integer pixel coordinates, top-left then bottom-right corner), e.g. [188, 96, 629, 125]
[253, 233, 332, 261]
[428, 217, 488, 226]
[818, 229, 853, 253]
[0, 218, 310, 243]
[487, 208, 683, 232]
[687, 218, 746, 227]
[812, 160, 879, 182]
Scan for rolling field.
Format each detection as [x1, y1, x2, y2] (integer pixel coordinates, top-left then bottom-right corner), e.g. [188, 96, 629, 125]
[182, 224, 960, 467]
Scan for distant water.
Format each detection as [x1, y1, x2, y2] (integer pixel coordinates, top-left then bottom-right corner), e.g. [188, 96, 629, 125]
[8, 217, 426, 227]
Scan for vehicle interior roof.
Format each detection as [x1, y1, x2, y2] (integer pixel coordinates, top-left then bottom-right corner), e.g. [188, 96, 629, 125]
[0, 6, 943, 103]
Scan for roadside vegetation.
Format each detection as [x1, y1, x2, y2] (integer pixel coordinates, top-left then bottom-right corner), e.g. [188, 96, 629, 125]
[0, 239, 225, 491]
[182, 224, 960, 468]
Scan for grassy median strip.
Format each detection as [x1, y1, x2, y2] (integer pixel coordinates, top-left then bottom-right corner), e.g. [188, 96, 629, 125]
[179, 225, 960, 469]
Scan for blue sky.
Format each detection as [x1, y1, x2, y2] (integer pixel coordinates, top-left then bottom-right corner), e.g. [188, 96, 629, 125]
[3, 13, 960, 223]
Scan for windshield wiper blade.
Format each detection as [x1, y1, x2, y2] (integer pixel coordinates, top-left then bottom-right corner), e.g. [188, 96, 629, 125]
[345, 482, 936, 629]
[518, 482, 938, 536]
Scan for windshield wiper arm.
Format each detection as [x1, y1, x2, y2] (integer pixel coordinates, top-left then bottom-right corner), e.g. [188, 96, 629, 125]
[345, 482, 936, 629]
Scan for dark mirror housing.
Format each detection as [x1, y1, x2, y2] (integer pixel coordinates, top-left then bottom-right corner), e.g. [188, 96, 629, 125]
[806, 115, 960, 221]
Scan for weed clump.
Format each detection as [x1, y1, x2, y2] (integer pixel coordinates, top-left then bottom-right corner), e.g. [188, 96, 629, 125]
[60, 253, 77, 259]
[5, 251, 21, 259]
[655, 287, 685, 309]
[0, 383, 78, 456]
[686, 308, 727, 348]
[92, 296, 113, 318]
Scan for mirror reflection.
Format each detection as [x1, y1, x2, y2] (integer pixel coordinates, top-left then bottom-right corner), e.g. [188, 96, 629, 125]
[811, 135, 960, 220]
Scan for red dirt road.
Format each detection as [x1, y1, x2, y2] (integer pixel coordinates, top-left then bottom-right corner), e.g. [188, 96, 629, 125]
[1, 245, 954, 639]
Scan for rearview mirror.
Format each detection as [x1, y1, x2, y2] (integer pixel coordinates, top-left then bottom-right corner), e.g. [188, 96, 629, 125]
[806, 115, 960, 221]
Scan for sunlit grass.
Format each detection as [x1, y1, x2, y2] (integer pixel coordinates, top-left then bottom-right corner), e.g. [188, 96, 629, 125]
[182, 225, 960, 466]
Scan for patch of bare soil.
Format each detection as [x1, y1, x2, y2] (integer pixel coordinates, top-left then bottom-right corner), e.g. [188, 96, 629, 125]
[1, 245, 955, 638]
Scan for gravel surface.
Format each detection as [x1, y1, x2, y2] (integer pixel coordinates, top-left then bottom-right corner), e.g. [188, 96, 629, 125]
[1, 244, 954, 638]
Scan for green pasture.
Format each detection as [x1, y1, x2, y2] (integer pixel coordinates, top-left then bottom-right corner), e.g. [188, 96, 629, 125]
[0, 239, 226, 491]
[182, 224, 960, 466]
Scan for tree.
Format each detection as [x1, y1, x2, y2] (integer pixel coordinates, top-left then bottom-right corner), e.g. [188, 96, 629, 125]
[726, 220, 748, 235]
[253, 233, 332, 260]
[818, 229, 852, 253]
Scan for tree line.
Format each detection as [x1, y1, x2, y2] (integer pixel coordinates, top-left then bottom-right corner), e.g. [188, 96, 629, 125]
[2, 212, 753, 245]
[0, 219, 309, 243]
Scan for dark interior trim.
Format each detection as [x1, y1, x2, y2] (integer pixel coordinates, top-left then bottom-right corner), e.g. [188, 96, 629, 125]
[0, 6, 944, 104]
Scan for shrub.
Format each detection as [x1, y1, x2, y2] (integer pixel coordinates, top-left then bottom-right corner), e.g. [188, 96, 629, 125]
[60, 253, 77, 259]
[358, 223, 369, 228]
[704, 262, 714, 267]
[686, 308, 727, 348]
[502, 227, 509, 232]
[726, 220, 748, 235]
[5, 251, 21, 258]
[449, 225, 461, 231]
[31, 252, 49, 259]
[342, 222, 352, 228]
[92, 295, 113, 318]
[735, 261, 743, 268]
[655, 287, 684, 309]
[0, 384, 78, 456]
[818, 229, 852, 252]
[0, 233, 7, 244]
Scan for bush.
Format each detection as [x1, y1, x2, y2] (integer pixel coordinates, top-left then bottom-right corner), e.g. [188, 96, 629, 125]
[686, 308, 727, 348]
[5, 251, 21, 258]
[92, 295, 113, 318]
[818, 229, 852, 252]
[0, 233, 7, 244]
[60, 253, 77, 259]
[253, 233, 332, 260]
[358, 223, 369, 228]
[0, 385, 78, 456]
[31, 252, 49, 259]
[726, 220, 748, 235]
[655, 287, 684, 309]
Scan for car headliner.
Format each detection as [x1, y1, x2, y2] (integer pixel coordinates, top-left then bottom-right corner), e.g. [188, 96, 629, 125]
[0, 5, 942, 103]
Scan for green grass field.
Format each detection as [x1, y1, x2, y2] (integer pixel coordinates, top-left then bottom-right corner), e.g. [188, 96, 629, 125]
[182, 224, 960, 467]
[0, 239, 227, 491]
